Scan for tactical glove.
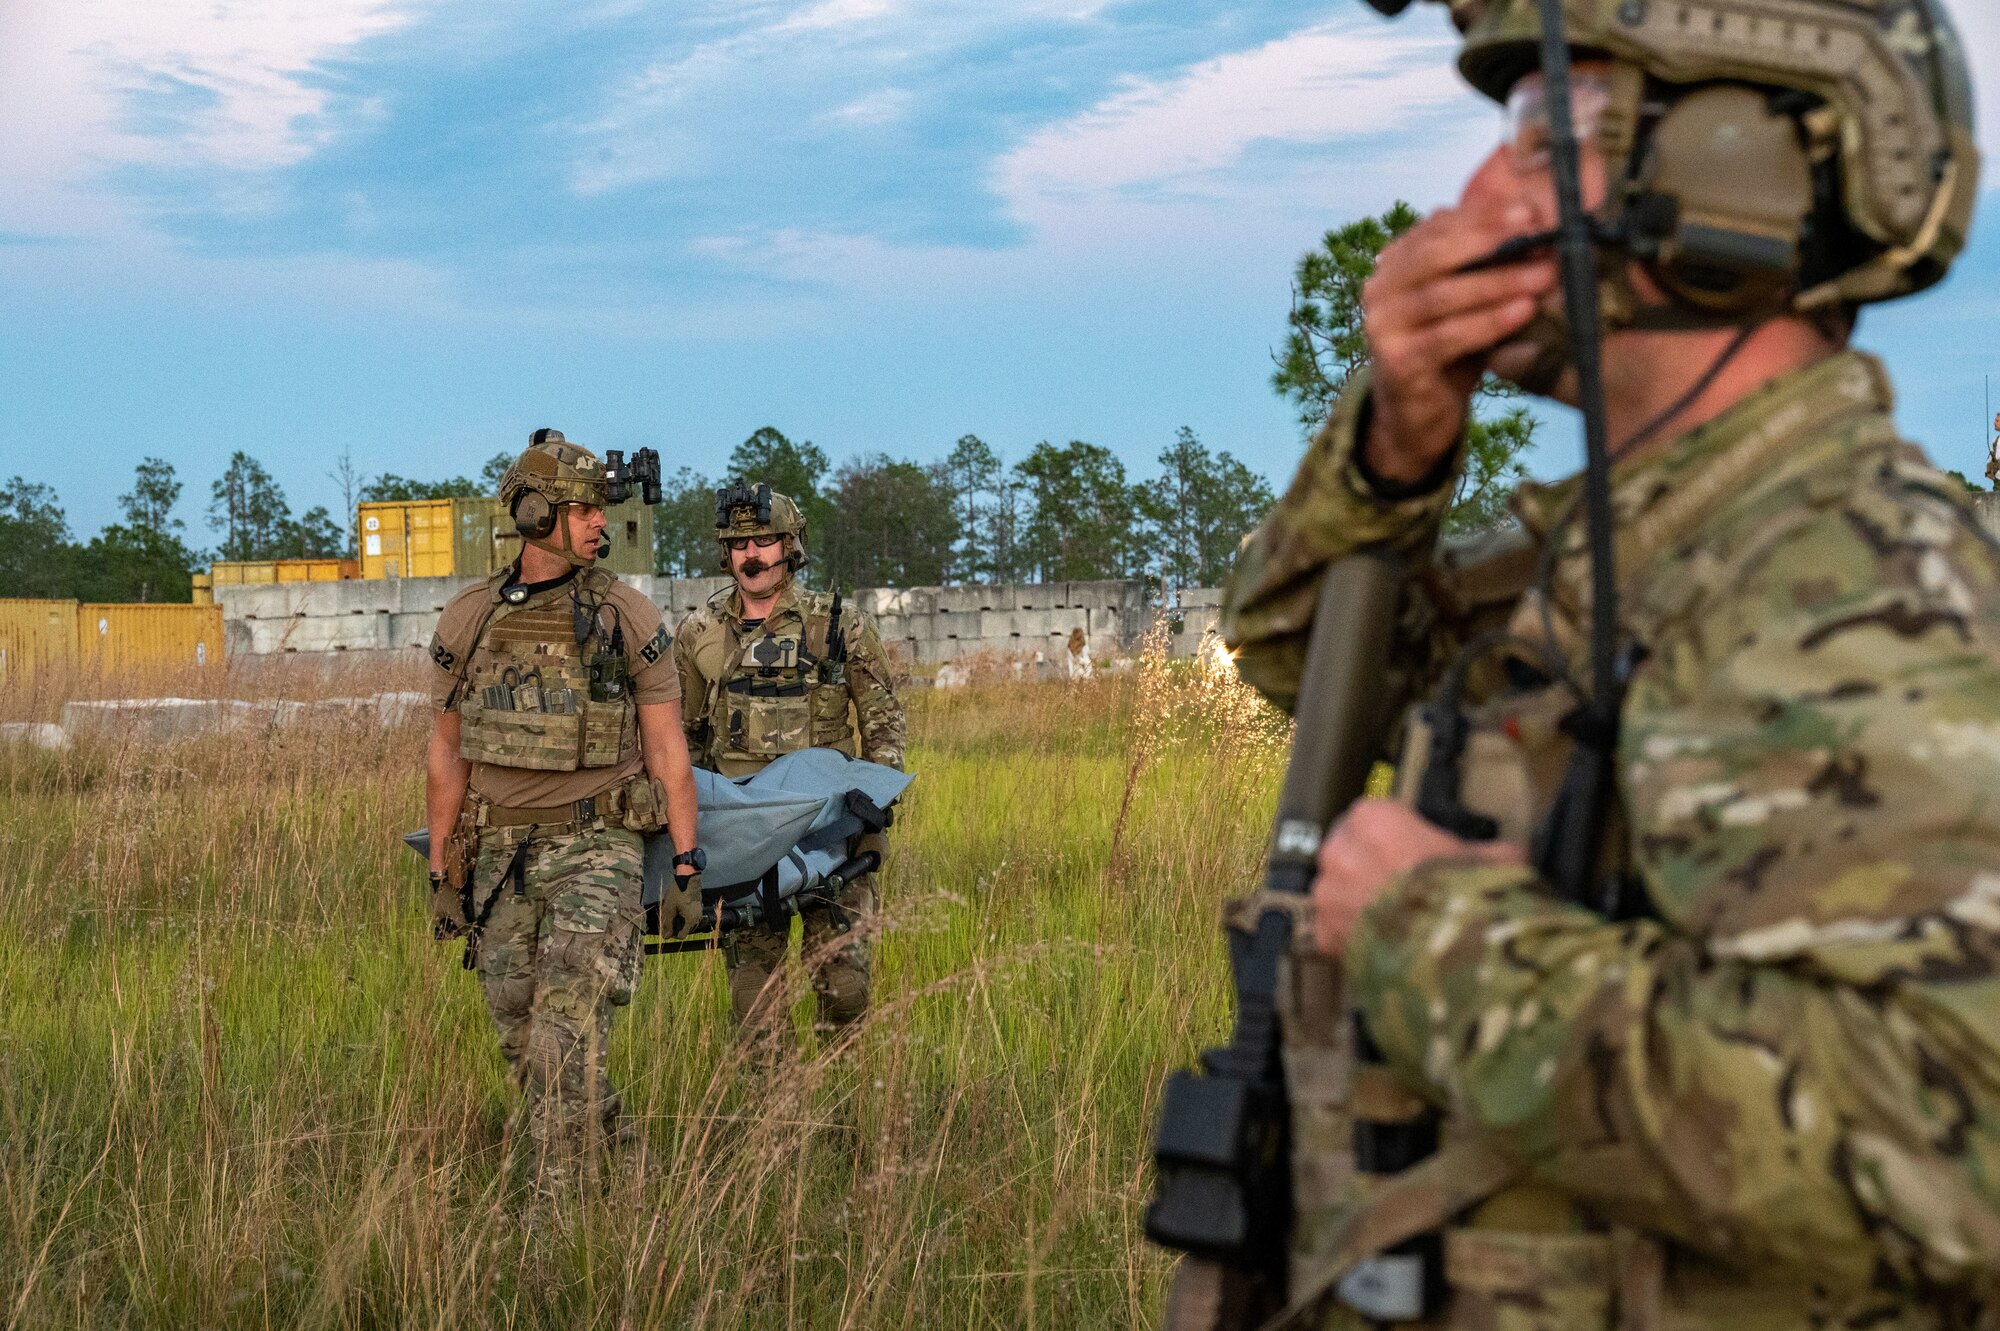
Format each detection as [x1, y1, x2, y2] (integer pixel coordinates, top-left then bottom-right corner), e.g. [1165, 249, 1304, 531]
[855, 832, 889, 869]
[664, 871, 703, 939]
[429, 872, 469, 941]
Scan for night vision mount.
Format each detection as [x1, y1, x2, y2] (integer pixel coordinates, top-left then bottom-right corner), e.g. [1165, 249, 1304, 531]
[604, 448, 663, 507]
[715, 481, 774, 530]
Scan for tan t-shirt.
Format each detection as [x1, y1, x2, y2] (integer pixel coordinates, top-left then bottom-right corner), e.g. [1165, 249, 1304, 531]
[430, 572, 680, 809]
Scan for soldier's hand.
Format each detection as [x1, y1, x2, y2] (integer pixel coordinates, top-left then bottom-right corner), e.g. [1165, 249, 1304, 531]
[666, 871, 703, 939]
[1360, 191, 1556, 488]
[1311, 800, 1525, 955]
[429, 872, 468, 941]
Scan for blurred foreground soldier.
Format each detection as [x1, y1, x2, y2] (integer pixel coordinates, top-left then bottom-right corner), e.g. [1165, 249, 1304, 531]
[425, 429, 702, 1196]
[672, 483, 903, 1040]
[1210, 0, 1994, 1327]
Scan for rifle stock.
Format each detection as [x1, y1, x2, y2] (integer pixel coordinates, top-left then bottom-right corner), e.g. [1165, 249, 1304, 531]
[1147, 551, 1408, 1329]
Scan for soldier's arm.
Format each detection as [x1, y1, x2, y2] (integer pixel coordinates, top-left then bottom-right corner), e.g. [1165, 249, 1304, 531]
[425, 711, 471, 875]
[847, 611, 905, 770]
[1349, 484, 2000, 1292]
[637, 701, 699, 858]
[1221, 370, 1465, 715]
[670, 612, 706, 748]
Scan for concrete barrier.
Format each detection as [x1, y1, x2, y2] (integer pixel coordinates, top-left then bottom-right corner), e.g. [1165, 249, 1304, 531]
[0, 722, 69, 750]
[57, 690, 434, 745]
[213, 572, 1224, 663]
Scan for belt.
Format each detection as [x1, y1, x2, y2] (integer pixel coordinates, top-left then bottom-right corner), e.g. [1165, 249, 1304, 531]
[482, 785, 628, 831]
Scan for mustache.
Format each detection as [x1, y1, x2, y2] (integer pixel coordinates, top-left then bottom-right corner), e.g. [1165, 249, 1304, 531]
[740, 557, 775, 578]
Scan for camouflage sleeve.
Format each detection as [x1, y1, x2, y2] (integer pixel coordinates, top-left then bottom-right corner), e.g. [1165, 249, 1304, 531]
[847, 610, 905, 770]
[1220, 370, 1463, 714]
[1351, 475, 2000, 1292]
[670, 610, 706, 746]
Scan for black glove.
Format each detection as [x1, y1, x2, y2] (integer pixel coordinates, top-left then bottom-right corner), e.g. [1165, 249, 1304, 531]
[664, 871, 703, 939]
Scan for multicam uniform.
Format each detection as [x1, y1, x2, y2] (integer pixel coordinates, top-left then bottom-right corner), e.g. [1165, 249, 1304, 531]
[430, 562, 678, 1169]
[1224, 352, 2000, 1326]
[672, 581, 904, 1028]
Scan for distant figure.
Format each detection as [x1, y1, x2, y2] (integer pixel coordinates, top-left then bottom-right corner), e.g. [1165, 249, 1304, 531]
[1987, 411, 2000, 488]
[1064, 627, 1093, 680]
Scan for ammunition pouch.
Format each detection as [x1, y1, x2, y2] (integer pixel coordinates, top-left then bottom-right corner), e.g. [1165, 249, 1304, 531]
[620, 775, 672, 835]
[455, 573, 640, 773]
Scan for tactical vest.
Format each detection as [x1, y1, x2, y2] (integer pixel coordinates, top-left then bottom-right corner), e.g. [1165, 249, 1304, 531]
[456, 569, 639, 772]
[700, 592, 854, 773]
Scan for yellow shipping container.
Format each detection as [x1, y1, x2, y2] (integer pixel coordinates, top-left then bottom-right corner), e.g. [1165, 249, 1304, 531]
[358, 499, 463, 579]
[78, 604, 224, 673]
[191, 573, 214, 606]
[0, 598, 80, 683]
[211, 559, 359, 586]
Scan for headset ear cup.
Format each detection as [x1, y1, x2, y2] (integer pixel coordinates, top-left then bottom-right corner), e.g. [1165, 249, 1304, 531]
[514, 492, 556, 539]
[1642, 86, 1814, 314]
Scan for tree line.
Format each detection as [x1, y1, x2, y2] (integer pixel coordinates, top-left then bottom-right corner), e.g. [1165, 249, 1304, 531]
[655, 425, 1273, 590]
[0, 201, 1540, 604]
[0, 427, 1274, 603]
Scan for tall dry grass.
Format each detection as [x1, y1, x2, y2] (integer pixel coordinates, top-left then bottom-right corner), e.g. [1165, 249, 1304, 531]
[0, 643, 1287, 1329]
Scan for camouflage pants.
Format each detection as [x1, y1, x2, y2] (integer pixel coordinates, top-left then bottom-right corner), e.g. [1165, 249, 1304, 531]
[471, 823, 644, 1179]
[727, 874, 874, 1039]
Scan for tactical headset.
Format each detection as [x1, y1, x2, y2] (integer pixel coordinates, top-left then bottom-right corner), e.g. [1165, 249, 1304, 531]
[511, 428, 564, 539]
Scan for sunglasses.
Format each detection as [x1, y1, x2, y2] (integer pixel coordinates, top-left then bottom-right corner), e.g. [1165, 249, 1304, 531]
[724, 534, 783, 552]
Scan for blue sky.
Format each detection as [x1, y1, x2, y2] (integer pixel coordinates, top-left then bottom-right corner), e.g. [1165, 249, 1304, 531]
[1, 0, 1995, 544]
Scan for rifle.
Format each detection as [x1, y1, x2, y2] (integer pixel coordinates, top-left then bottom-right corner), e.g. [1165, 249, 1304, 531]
[1146, 552, 1407, 1326]
[821, 589, 849, 688]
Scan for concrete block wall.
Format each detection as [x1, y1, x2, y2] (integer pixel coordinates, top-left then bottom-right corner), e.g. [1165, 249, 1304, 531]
[215, 572, 1213, 665]
[1975, 494, 2000, 544]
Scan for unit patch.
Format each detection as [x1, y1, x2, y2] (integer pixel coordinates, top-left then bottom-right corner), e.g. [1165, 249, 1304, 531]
[639, 624, 672, 665]
[430, 636, 458, 672]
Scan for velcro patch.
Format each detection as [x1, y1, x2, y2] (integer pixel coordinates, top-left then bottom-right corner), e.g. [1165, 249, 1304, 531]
[639, 625, 671, 665]
[430, 636, 458, 672]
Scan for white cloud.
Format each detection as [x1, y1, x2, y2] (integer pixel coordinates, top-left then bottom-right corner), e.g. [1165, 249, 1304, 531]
[569, 0, 1121, 197]
[772, 0, 897, 34]
[827, 87, 914, 126]
[996, 23, 1464, 219]
[0, 0, 409, 235]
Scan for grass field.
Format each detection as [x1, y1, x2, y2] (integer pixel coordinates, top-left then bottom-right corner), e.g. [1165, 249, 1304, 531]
[0, 645, 1289, 1329]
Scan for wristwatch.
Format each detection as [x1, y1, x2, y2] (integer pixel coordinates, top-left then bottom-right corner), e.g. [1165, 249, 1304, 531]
[672, 847, 707, 875]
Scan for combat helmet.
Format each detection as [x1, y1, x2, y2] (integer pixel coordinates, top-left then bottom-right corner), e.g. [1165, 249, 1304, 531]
[499, 428, 611, 567]
[1380, 0, 1978, 322]
[714, 482, 808, 575]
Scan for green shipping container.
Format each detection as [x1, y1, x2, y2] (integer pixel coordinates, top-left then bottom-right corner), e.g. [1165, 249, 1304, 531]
[454, 499, 655, 578]
[364, 498, 654, 579]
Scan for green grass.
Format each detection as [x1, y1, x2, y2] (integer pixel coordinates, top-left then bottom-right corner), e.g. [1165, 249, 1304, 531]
[0, 654, 1287, 1329]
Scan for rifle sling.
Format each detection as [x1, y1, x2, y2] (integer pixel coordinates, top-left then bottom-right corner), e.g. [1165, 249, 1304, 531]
[1259, 1137, 1523, 1331]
